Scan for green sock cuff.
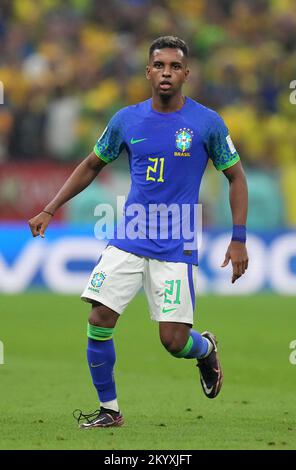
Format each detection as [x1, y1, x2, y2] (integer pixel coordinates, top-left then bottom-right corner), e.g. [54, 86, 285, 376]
[171, 335, 193, 358]
[87, 323, 114, 341]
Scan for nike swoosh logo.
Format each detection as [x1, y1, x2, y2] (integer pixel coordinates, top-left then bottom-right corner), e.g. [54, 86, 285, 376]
[200, 376, 214, 395]
[90, 362, 106, 368]
[162, 307, 177, 313]
[130, 138, 147, 144]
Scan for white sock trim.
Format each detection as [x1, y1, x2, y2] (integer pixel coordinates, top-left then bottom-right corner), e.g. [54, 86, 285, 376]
[101, 399, 119, 412]
[198, 338, 213, 359]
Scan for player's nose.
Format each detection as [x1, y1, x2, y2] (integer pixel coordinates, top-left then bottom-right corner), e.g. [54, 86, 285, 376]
[162, 67, 171, 77]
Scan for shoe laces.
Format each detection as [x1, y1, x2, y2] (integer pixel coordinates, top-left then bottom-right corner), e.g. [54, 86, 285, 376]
[72, 408, 101, 424]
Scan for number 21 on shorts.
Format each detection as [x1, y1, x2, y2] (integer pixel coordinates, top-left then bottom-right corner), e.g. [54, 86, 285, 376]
[164, 280, 181, 305]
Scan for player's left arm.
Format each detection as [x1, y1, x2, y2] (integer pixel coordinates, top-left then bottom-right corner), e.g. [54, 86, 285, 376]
[206, 111, 249, 283]
[221, 161, 249, 284]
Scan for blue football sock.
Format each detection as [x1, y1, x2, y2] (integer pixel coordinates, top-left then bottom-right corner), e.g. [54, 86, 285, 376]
[172, 329, 209, 359]
[87, 324, 117, 403]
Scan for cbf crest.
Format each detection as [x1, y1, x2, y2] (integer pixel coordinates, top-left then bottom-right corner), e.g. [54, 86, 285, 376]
[91, 271, 106, 289]
[175, 128, 194, 157]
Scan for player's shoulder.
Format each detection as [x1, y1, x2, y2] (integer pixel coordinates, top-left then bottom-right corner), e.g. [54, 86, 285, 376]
[111, 100, 151, 124]
[186, 97, 223, 124]
[121, 99, 151, 116]
[186, 97, 227, 140]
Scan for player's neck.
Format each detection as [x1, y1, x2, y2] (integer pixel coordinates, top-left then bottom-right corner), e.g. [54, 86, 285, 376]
[151, 93, 185, 113]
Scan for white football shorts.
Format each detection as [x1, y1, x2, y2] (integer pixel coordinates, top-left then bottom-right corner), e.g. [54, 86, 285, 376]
[81, 245, 198, 324]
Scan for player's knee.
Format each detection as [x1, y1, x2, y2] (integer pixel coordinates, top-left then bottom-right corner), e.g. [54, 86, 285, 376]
[88, 303, 119, 328]
[160, 332, 186, 355]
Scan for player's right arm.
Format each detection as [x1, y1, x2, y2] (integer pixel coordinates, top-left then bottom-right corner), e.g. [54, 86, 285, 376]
[28, 152, 106, 237]
[29, 109, 125, 238]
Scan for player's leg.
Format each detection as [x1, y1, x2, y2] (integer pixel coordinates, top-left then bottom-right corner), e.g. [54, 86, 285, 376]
[75, 302, 123, 428]
[158, 321, 209, 359]
[144, 259, 223, 399]
[158, 321, 223, 398]
[76, 246, 144, 428]
[85, 302, 122, 426]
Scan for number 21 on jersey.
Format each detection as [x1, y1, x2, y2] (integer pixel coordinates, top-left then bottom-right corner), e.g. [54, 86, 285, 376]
[146, 157, 165, 182]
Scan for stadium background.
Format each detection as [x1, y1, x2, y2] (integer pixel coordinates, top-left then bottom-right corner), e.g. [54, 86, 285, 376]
[0, 0, 296, 450]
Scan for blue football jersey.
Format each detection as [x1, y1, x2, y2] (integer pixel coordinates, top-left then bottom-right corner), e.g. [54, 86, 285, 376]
[94, 97, 240, 265]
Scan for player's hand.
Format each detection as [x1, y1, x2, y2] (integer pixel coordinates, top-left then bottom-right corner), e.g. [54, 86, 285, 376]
[28, 211, 53, 238]
[221, 241, 249, 284]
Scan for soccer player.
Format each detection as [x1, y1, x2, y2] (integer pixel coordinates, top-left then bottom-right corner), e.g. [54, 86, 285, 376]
[29, 36, 248, 428]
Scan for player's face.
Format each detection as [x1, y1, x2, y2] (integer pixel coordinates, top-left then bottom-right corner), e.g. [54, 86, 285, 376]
[146, 48, 189, 97]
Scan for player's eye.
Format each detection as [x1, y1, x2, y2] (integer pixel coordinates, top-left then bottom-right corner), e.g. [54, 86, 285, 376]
[154, 63, 163, 69]
[172, 64, 181, 70]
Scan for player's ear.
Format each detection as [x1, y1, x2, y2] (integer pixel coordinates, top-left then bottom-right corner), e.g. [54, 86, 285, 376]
[184, 67, 189, 81]
[146, 65, 151, 80]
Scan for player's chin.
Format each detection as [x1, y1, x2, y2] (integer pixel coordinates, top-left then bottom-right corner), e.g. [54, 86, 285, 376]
[158, 88, 174, 98]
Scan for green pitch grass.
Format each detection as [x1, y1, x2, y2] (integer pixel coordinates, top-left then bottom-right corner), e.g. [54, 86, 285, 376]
[0, 293, 296, 450]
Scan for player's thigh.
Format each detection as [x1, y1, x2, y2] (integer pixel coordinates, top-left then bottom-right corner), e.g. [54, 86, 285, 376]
[81, 245, 144, 315]
[143, 259, 198, 325]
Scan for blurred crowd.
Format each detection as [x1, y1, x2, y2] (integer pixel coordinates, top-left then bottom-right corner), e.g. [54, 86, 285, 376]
[0, 0, 296, 227]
